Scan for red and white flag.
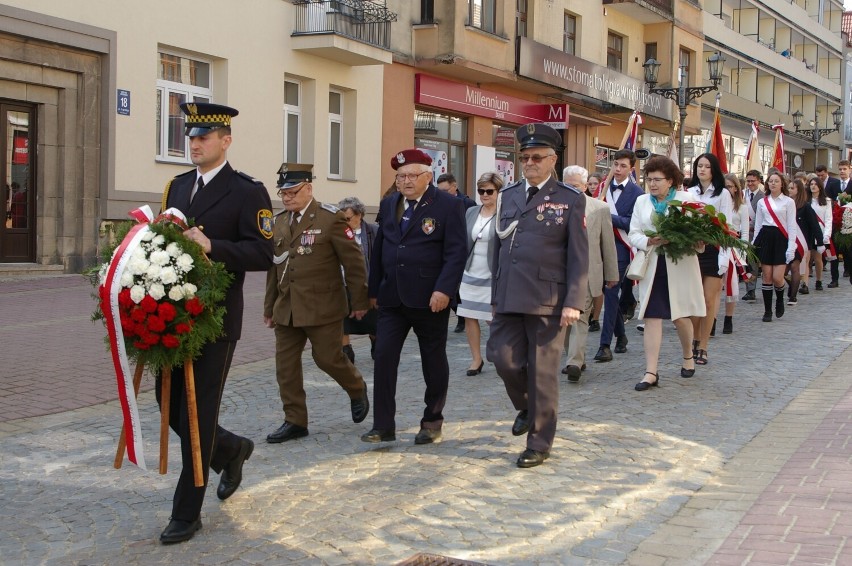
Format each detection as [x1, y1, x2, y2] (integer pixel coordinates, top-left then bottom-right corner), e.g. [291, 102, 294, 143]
[771, 124, 786, 175]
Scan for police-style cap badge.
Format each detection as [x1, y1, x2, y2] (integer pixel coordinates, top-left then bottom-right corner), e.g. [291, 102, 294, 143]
[516, 123, 563, 151]
[391, 149, 432, 170]
[180, 102, 239, 137]
[277, 163, 314, 189]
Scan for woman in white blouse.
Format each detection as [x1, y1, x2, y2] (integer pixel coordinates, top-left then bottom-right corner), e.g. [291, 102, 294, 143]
[752, 171, 798, 322]
[687, 153, 734, 365]
[721, 174, 751, 334]
[628, 156, 706, 391]
[806, 176, 832, 292]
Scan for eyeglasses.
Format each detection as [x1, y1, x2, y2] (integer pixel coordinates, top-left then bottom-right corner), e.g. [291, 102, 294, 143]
[395, 171, 429, 182]
[519, 153, 555, 163]
[477, 188, 496, 195]
[277, 184, 306, 198]
[645, 177, 668, 183]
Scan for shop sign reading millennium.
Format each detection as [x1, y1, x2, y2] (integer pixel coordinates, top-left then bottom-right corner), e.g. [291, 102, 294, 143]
[517, 37, 672, 122]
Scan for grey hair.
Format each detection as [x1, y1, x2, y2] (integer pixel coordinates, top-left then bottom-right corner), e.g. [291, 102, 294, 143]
[337, 196, 367, 217]
[562, 165, 588, 185]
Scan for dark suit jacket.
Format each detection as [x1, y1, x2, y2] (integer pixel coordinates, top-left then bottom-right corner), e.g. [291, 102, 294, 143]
[164, 162, 274, 340]
[369, 185, 467, 309]
[606, 178, 643, 263]
[491, 177, 589, 315]
[825, 177, 842, 201]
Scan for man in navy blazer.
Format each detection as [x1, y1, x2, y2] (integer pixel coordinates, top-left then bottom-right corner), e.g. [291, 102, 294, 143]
[595, 149, 643, 362]
[817, 164, 842, 201]
[361, 149, 467, 445]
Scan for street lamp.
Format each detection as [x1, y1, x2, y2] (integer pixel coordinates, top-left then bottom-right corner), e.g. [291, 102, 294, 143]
[643, 52, 726, 168]
[792, 108, 843, 167]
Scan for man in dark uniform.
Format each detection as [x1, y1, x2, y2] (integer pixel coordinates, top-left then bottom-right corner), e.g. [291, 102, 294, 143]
[263, 163, 370, 443]
[156, 102, 273, 543]
[361, 149, 467, 445]
[486, 123, 589, 468]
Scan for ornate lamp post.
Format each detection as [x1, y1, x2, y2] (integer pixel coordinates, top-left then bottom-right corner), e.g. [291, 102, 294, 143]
[792, 107, 843, 168]
[643, 52, 726, 168]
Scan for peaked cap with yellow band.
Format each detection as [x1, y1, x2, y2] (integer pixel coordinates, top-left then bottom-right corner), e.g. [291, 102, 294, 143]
[180, 102, 239, 137]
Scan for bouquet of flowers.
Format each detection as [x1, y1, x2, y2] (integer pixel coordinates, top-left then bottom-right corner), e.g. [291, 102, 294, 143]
[88, 208, 233, 372]
[648, 200, 755, 263]
[833, 194, 852, 254]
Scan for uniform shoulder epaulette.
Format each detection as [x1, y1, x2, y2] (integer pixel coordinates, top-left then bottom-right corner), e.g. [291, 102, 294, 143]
[556, 180, 582, 194]
[320, 202, 340, 214]
[273, 209, 287, 218]
[235, 170, 263, 184]
[500, 180, 524, 192]
[173, 168, 195, 180]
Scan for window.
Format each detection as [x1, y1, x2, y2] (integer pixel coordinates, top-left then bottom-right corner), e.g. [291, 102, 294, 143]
[414, 110, 467, 191]
[284, 80, 301, 163]
[328, 90, 343, 179]
[645, 42, 657, 64]
[420, 0, 435, 24]
[156, 51, 211, 162]
[679, 48, 692, 85]
[607, 32, 623, 72]
[563, 13, 577, 55]
[469, 0, 496, 34]
[516, 0, 527, 38]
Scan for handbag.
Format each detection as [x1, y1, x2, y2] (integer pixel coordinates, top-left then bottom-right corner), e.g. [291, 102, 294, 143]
[626, 246, 656, 281]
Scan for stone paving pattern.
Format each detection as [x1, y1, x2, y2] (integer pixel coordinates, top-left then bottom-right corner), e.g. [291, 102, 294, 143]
[1, 272, 851, 565]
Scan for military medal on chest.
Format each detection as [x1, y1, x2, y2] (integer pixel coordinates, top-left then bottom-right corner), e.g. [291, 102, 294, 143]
[298, 232, 315, 255]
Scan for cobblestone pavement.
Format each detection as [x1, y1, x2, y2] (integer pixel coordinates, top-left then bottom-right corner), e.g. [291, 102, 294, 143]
[1, 272, 851, 565]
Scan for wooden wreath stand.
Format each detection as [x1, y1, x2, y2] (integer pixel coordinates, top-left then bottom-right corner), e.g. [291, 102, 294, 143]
[114, 357, 204, 487]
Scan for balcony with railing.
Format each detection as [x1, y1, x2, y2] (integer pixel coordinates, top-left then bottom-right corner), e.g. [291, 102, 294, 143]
[601, 0, 674, 23]
[291, 0, 397, 66]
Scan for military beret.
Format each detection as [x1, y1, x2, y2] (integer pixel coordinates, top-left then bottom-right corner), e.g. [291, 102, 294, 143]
[180, 102, 239, 137]
[516, 123, 563, 151]
[391, 149, 432, 170]
[277, 163, 314, 189]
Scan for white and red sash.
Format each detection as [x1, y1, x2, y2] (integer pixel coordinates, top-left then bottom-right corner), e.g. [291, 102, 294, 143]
[604, 188, 634, 259]
[815, 214, 837, 261]
[764, 196, 803, 257]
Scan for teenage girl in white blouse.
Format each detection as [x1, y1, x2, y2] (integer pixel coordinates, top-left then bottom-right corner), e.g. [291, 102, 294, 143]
[721, 174, 750, 334]
[806, 176, 832, 292]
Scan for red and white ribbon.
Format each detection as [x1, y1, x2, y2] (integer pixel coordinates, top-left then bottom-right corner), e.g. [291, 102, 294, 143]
[99, 205, 187, 469]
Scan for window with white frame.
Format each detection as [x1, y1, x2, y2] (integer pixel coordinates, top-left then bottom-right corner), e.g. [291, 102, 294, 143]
[155, 51, 211, 162]
[469, 0, 496, 34]
[283, 80, 302, 163]
[328, 90, 343, 179]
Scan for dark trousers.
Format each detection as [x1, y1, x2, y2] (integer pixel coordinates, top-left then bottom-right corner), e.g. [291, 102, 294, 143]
[601, 260, 628, 347]
[372, 305, 450, 431]
[156, 340, 242, 522]
[618, 272, 636, 312]
[486, 313, 565, 452]
[831, 256, 852, 282]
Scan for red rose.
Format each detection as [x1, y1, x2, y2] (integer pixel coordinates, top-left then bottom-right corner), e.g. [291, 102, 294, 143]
[142, 332, 160, 346]
[130, 308, 147, 323]
[175, 322, 192, 335]
[121, 319, 136, 336]
[158, 302, 177, 322]
[147, 315, 166, 333]
[134, 323, 147, 337]
[133, 340, 150, 350]
[118, 289, 133, 309]
[185, 297, 204, 316]
[140, 295, 158, 314]
[162, 334, 180, 348]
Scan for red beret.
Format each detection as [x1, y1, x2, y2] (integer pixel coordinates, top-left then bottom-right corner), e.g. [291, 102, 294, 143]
[391, 149, 432, 170]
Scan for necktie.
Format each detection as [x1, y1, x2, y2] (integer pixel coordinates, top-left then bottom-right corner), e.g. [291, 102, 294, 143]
[291, 211, 301, 226]
[612, 183, 622, 192]
[748, 191, 754, 203]
[400, 199, 417, 231]
[191, 177, 204, 203]
[526, 186, 539, 204]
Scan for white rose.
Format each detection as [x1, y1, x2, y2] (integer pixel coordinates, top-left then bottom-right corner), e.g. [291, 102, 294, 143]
[159, 266, 179, 285]
[119, 271, 134, 288]
[152, 234, 165, 246]
[182, 283, 198, 298]
[131, 246, 146, 260]
[168, 286, 185, 301]
[141, 231, 155, 241]
[166, 242, 182, 257]
[127, 257, 150, 276]
[176, 253, 194, 272]
[148, 283, 166, 301]
[149, 249, 171, 266]
[146, 264, 163, 281]
[130, 285, 146, 303]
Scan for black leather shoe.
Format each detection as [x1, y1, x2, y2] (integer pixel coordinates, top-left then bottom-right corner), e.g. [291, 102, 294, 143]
[762, 312, 772, 322]
[562, 365, 581, 382]
[614, 335, 628, 354]
[160, 518, 202, 544]
[511, 410, 529, 436]
[588, 319, 600, 332]
[266, 422, 308, 444]
[741, 290, 756, 302]
[466, 361, 484, 376]
[594, 346, 613, 362]
[414, 428, 442, 445]
[828, 280, 839, 288]
[361, 428, 395, 443]
[351, 387, 369, 423]
[217, 438, 254, 501]
[634, 371, 659, 391]
[454, 317, 465, 333]
[342, 344, 355, 364]
[516, 448, 550, 468]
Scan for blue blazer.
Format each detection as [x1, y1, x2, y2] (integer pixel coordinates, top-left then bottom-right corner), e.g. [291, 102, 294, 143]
[369, 184, 467, 309]
[607, 178, 643, 263]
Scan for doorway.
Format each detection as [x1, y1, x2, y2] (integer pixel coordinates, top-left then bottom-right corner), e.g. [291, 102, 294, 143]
[1, 102, 35, 262]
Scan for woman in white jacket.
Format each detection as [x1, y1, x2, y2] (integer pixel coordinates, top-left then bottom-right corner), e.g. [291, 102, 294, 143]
[629, 156, 707, 391]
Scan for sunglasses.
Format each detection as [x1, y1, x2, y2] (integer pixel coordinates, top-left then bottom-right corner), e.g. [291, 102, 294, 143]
[477, 188, 496, 195]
